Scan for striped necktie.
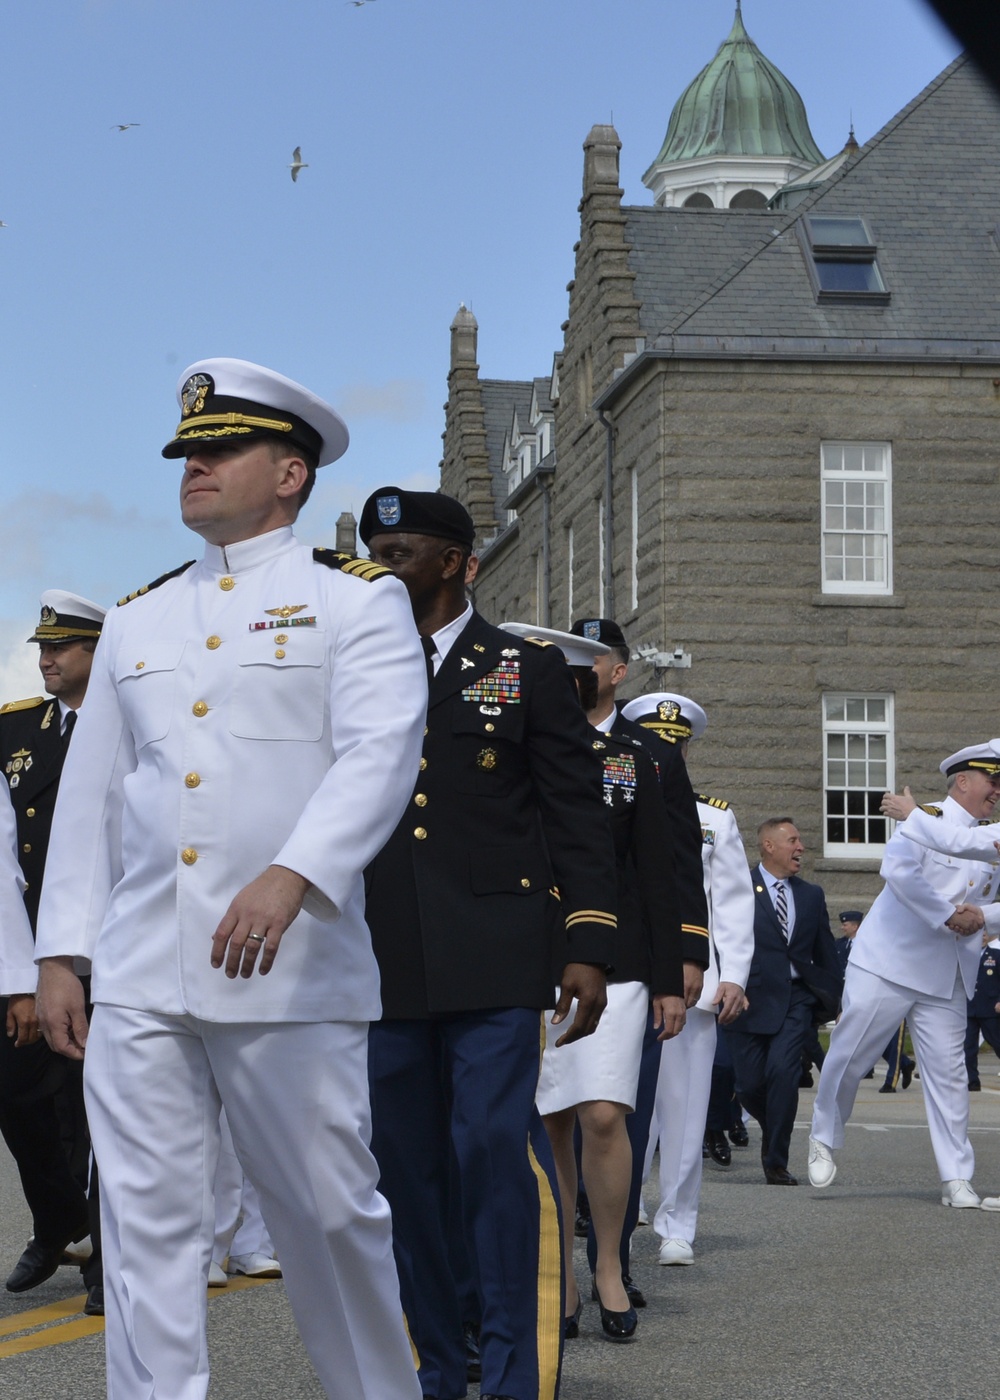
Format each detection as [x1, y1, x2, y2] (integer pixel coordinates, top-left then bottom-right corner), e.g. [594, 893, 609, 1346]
[775, 881, 789, 938]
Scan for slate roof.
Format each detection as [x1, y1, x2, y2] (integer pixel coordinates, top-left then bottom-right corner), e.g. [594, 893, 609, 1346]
[480, 378, 532, 517]
[621, 57, 1000, 358]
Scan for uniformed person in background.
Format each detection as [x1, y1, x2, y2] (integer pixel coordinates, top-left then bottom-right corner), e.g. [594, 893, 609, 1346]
[361, 487, 618, 1400]
[620, 692, 753, 1266]
[964, 941, 1000, 1090]
[34, 360, 427, 1400]
[0, 591, 105, 1311]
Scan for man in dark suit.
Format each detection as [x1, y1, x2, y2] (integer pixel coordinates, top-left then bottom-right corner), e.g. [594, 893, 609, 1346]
[966, 941, 1000, 1090]
[361, 488, 618, 1400]
[0, 591, 105, 1308]
[723, 817, 842, 1184]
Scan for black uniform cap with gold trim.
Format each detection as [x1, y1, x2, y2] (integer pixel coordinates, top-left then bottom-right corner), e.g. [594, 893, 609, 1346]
[161, 358, 349, 468]
[939, 741, 1000, 779]
[27, 590, 106, 644]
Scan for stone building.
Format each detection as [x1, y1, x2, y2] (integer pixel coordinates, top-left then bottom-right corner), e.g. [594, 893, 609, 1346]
[439, 9, 1000, 907]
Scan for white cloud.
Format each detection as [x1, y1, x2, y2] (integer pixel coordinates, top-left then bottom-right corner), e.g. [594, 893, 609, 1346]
[0, 622, 45, 707]
[0, 492, 170, 580]
[337, 380, 425, 423]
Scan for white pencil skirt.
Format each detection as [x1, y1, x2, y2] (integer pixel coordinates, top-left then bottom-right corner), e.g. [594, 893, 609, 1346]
[535, 979, 649, 1115]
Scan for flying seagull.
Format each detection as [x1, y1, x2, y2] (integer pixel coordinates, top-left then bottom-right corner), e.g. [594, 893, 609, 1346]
[289, 147, 308, 182]
[0, 221, 7, 229]
[346, 1, 376, 7]
[111, 123, 141, 132]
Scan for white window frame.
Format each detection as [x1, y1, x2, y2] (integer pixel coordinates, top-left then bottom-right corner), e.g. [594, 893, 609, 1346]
[821, 441, 892, 595]
[822, 692, 894, 857]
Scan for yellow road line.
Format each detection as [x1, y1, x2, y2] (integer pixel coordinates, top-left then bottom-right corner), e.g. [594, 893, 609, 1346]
[0, 1276, 273, 1357]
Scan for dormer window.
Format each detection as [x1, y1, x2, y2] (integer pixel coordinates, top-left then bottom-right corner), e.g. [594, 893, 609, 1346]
[801, 215, 889, 303]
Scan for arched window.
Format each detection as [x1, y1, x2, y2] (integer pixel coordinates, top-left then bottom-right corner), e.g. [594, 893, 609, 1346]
[682, 191, 713, 209]
[729, 189, 767, 209]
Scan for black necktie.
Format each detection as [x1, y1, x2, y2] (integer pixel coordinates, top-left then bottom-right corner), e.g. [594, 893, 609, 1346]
[63, 710, 77, 745]
[420, 635, 436, 685]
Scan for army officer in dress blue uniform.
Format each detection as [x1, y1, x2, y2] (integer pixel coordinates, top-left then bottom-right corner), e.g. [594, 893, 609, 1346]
[35, 361, 427, 1400]
[361, 488, 618, 1400]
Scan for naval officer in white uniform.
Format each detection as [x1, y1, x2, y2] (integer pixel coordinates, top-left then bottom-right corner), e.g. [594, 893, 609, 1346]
[620, 693, 753, 1265]
[808, 742, 1000, 1208]
[34, 359, 426, 1400]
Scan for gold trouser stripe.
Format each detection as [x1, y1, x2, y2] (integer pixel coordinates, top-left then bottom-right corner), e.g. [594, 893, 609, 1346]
[528, 1015, 561, 1400]
[401, 1310, 421, 1371]
[888, 1022, 904, 1088]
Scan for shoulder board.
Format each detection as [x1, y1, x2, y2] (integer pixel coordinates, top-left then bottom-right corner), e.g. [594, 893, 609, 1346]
[118, 560, 195, 607]
[698, 794, 730, 810]
[312, 548, 393, 582]
[0, 695, 45, 715]
[522, 636, 553, 649]
[918, 804, 943, 817]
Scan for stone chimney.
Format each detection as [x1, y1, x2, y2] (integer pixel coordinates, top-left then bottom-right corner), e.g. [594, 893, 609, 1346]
[441, 305, 497, 541]
[335, 510, 357, 555]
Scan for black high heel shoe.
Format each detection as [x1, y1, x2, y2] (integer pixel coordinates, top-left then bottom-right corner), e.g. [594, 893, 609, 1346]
[563, 1297, 583, 1340]
[591, 1276, 637, 1342]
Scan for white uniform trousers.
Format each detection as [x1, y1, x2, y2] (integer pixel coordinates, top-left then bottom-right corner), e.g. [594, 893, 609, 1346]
[84, 1006, 421, 1400]
[651, 1007, 716, 1245]
[811, 965, 973, 1182]
[213, 1110, 273, 1265]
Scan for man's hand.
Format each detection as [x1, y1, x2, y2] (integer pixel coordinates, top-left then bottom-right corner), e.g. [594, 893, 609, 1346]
[652, 994, 686, 1041]
[713, 981, 748, 1026]
[682, 960, 704, 1009]
[880, 786, 916, 821]
[551, 963, 608, 1047]
[36, 958, 88, 1060]
[946, 903, 985, 936]
[5, 993, 40, 1048]
[211, 865, 311, 979]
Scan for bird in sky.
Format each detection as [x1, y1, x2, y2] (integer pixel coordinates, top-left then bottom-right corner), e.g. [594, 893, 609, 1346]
[290, 147, 308, 182]
[0, 221, 7, 229]
[346, 1, 376, 7]
[111, 123, 141, 132]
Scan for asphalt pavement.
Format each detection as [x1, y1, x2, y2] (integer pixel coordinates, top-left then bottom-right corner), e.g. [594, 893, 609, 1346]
[2, 1069, 999, 1399]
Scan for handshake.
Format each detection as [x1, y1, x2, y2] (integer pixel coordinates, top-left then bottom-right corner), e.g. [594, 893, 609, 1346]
[946, 903, 985, 936]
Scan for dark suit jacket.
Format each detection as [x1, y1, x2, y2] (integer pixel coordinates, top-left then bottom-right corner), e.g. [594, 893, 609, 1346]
[612, 713, 710, 969]
[1, 697, 65, 931]
[735, 866, 843, 1035]
[365, 611, 619, 1019]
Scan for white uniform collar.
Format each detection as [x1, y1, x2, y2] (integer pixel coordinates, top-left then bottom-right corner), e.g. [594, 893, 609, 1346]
[942, 794, 980, 827]
[202, 525, 296, 575]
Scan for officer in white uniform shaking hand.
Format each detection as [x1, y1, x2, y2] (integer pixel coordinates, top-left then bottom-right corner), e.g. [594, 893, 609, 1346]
[34, 359, 427, 1400]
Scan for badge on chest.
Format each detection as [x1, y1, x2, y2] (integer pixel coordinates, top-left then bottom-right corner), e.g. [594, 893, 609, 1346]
[461, 659, 521, 709]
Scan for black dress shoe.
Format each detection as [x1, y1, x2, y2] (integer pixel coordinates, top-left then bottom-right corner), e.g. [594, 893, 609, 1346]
[705, 1129, 731, 1166]
[463, 1319, 481, 1381]
[728, 1122, 749, 1147]
[863, 1069, 874, 1080]
[480, 1394, 518, 1399]
[799, 1070, 814, 1088]
[970, 1082, 982, 1092]
[763, 1166, 798, 1185]
[593, 1281, 637, 1342]
[564, 1297, 583, 1339]
[622, 1273, 646, 1308]
[901, 1063, 914, 1090]
[83, 1284, 104, 1317]
[574, 1205, 591, 1238]
[6, 1233, 85, 1293]
[878, 1084, 896, 1094]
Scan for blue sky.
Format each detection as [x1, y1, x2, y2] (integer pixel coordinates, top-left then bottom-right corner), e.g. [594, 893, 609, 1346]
[0, 0, 958, 697]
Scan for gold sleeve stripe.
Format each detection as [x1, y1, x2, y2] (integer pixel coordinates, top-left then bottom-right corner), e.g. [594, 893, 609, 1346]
[681, 924, 710, 937]
[566, 911, 618, 929]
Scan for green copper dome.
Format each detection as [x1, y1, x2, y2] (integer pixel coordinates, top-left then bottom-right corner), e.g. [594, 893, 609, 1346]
[652, 5, 823, 165]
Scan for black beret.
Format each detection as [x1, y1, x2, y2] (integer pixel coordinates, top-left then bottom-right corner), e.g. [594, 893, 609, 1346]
[359, 487, 475, 549]
[571, 618, 627, 650]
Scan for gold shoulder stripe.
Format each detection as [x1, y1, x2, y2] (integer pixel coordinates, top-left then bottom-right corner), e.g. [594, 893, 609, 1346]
[0, 695, 45, 715]
[312, 548, 393, 582]
[918, 804, 944, 817]
[118, 560, 195, 607]
[698, 794, 730, 810]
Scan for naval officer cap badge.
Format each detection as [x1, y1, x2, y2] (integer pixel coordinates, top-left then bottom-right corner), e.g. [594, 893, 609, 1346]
[162, 358, 349, 468]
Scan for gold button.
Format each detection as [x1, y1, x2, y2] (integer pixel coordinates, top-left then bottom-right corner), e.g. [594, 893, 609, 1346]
[414, 793, 428, 807]
[419, 757, 427, 771]
[22, 843, 31, 854]
[521, 878, 531, 888]
[413, 827, 427, 840]
[220, 576, 235, 591]
[206, 635, 222, 650]
[424, 726, 429, 736]
[485, 723, 495, 733]
[192, 701, 208, 717]
[275, 649, 286, 659]
[275, 633, 288, 644]
[181, 848, 198, 865]
[185, 772, 201, 789]
[135, 661, 145, 670]
[26, 808, 35, 818]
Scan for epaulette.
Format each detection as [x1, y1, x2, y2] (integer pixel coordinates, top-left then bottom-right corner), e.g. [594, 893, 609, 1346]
[0, 695, 45, 715]
[312, 548, 393, 582]
[918, 804, 943, 817]
[118, 560, 195, 607]
[698, 794, 730, 811]
[522, 636, 553, 648]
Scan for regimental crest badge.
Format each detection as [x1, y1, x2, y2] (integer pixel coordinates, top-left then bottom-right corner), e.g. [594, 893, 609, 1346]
[477, 747, 498, 771]
[583, 620, 600, 641]
[39, 605, 56, 626]
[657, 700, 680, 724]
[180, 373, 212, 417]
[376, 494, 402, 526]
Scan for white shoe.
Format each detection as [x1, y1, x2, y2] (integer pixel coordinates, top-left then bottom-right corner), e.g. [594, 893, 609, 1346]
[941, 1179, 981, 1208]
[807, 1138, 837, 1189]
[636, 1199, 649, 1226]
[62, 1234, 93, 1264]
[228, 1251, 282, 1277]
[980, 1195, 1000, 1211]
[208, 1261, 228, 1287]
[658, 1238, 694, 1266]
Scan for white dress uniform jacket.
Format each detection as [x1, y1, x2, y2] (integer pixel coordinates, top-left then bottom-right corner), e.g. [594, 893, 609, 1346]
[35, 526, 426, 1022]
[0, 783, 35, 995]
[693, 798, 754, 1010]
[850, 796, 1000, 1002]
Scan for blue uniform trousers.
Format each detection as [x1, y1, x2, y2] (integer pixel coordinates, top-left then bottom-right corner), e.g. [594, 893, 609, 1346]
[965, 1014, 1000, 1088]
[369, 1009, 562, 1400]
